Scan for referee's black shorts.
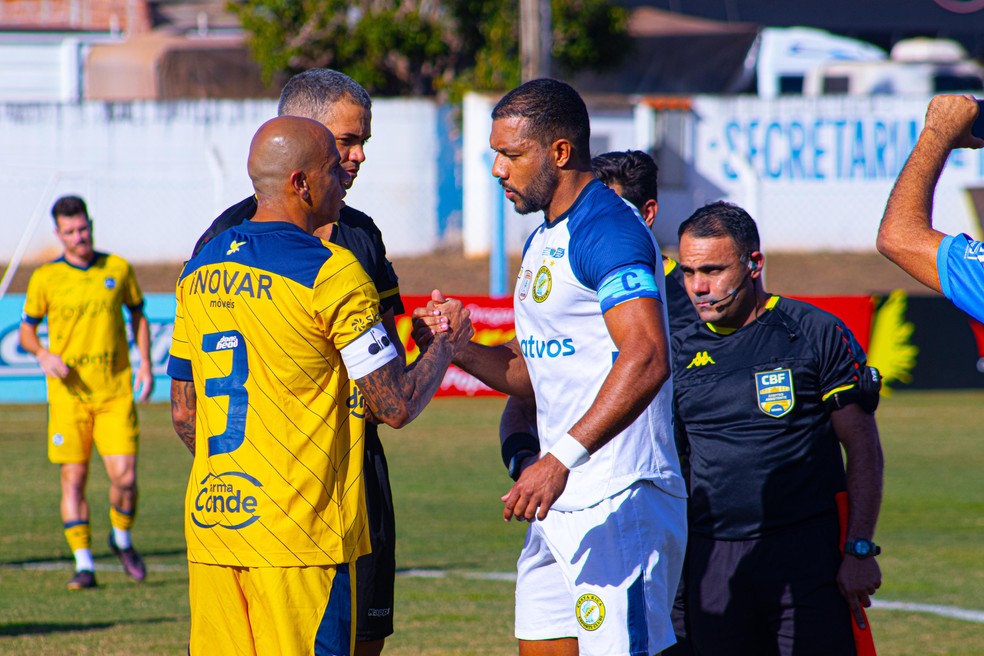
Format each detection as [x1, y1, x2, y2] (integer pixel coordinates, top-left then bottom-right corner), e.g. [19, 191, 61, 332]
[685, 514, 856, 656]
[355, 424, 396, 642]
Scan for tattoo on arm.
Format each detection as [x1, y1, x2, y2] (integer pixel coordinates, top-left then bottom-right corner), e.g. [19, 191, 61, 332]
[170, 380, 197, 456]
[358, 335, 454, 427]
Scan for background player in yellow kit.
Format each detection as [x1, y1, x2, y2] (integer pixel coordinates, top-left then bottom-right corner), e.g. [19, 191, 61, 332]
[19, 194, 154, 590]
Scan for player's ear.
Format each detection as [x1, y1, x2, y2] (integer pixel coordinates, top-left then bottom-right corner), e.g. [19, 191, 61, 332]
[290, 170, 310, 202]
[641, 200, 658, 228]
[552, 138, 572, 168]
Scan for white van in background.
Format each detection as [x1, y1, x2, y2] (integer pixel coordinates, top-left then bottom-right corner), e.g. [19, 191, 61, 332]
[802, 37, 984, 96]
[755, 27, 887, 98]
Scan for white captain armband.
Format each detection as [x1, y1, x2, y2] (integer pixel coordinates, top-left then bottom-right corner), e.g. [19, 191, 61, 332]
[340, 323, 398, 379]
[598, 265, 662, 314]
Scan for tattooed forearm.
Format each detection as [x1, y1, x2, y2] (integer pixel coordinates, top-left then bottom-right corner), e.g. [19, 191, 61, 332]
[170, 379, 198, 456]
[358, 334, 454, 428]
[402, 337, 454, 411]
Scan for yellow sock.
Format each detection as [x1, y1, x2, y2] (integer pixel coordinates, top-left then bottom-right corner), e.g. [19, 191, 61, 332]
[109, 505, 135, 531]
[64, 520, 91, 553]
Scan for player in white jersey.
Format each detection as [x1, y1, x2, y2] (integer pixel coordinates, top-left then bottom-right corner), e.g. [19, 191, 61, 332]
[419, 79, 686, 656]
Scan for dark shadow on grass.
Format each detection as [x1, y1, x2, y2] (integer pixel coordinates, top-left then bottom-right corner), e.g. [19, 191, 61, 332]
[0, 547, 187, 567]
[0, 616, 175, 637]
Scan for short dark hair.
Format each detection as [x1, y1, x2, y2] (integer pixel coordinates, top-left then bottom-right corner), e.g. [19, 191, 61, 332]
[277, 69, 372, 121]
[678, 201, 760, 258]
[591, 150, 658, 209]
[50, 195, 89, 223]
[492, 79, 591, 164]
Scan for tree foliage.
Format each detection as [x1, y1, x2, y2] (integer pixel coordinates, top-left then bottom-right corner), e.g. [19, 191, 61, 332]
[229, 0, 630, 98]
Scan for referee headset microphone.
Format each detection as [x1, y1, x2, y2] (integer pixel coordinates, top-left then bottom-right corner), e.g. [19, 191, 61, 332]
[703, 256, 756, 306]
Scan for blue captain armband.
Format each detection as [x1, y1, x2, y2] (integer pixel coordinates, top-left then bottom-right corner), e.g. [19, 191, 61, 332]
[598, 265, 662, 314]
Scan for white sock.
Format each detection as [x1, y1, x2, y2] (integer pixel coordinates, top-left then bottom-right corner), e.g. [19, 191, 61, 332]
[112, 527, 132, 550]
[74, 548, 94, 572]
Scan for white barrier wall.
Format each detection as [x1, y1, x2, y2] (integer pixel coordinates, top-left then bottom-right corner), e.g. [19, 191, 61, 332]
[690, 95, 984, 251]
[0, 98, 456, 264]
[462, 92, 642, 256]
[463, 93, 984, 255]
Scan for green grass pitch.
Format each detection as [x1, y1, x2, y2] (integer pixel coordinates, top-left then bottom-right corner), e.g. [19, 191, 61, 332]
[1, 393, 983, 655]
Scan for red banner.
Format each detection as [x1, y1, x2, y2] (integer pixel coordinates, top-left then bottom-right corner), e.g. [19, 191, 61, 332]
[398, 295, 515, 397]
[400, 295, 876, 397]
[789, 295, 875, 352]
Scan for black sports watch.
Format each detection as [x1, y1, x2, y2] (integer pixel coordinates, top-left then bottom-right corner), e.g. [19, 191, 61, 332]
[508, 450, 537, 481]
[844, 538, 881, 559]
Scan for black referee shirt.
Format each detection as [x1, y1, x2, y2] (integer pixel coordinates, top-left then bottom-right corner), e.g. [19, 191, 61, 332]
[673, 296, 866, 540]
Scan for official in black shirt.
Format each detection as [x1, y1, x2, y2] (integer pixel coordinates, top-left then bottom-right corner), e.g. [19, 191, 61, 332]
[672, 201, 883, 656]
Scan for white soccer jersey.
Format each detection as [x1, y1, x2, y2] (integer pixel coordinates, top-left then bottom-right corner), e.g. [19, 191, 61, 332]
[514, 180, 686, 511]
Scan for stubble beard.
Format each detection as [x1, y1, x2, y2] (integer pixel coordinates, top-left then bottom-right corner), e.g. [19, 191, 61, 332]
[509, 161, 558, 215]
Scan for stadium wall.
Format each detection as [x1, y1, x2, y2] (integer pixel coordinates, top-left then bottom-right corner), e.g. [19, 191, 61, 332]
[462, 93, 984, 255]
[1, 292, 982, 403]
[0, 98, 462, 263]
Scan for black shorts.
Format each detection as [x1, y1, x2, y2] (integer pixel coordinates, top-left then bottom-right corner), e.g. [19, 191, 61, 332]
[686, 515, 855, 656]
[355, 424, 396, 642]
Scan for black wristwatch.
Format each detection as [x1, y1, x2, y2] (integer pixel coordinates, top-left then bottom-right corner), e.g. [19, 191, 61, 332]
[844, 538, 881, 559]
[508, 450, 537, 481]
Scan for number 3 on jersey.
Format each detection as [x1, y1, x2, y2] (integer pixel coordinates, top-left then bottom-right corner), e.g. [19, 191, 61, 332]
[202, 330, 248, 456]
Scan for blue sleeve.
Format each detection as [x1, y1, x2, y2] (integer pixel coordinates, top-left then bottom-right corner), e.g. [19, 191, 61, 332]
[938, 234, 984, 324]
[568, 203, 660, 311]
[167, 355, 193, 381]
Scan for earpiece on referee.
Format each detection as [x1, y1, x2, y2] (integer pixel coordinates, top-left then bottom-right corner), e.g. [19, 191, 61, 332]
[747, 260, 758, 272]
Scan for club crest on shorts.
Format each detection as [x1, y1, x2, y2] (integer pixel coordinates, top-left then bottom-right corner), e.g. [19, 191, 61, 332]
[575, 593, 606, 631]
[532, 266, 552, 303]
[518, 269, 533, 301]
[755, 368, 795, 417]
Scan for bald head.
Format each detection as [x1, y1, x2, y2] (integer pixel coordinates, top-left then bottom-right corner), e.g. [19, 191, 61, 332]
[248, 116, 331, 194]
[247, 115, 346, 231]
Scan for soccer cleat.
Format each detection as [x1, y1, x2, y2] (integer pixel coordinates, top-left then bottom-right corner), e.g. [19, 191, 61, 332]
[108, 533, 147, 582]
[67, 569, 97, 590]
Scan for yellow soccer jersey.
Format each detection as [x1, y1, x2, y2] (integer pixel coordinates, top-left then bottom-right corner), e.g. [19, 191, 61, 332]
[168, 220, 395, 568]
[22, 253, 143, 403]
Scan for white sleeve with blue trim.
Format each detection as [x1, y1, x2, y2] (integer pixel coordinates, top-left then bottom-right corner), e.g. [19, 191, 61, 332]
[937, 234, 984, 324]
[568, 207, 662, 313]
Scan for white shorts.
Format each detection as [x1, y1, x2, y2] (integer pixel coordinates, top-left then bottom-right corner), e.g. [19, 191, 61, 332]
[514, 480, 687, 656]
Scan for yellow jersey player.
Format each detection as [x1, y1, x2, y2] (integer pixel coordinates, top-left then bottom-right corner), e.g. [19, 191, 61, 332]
[168, 116, 472, 656]
[19, 194, 154, 590]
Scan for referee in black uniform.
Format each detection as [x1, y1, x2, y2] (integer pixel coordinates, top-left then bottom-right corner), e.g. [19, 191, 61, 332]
[672, 201, 883, 656]
[190, 69, 402, 656]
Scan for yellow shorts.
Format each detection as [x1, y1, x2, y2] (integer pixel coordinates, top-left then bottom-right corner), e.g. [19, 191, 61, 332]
[188, 561, 355, 656]
[47, 394, 139, 464]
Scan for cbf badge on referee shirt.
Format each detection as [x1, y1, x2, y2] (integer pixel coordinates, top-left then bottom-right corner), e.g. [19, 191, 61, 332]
[755, 368, 795, 417]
